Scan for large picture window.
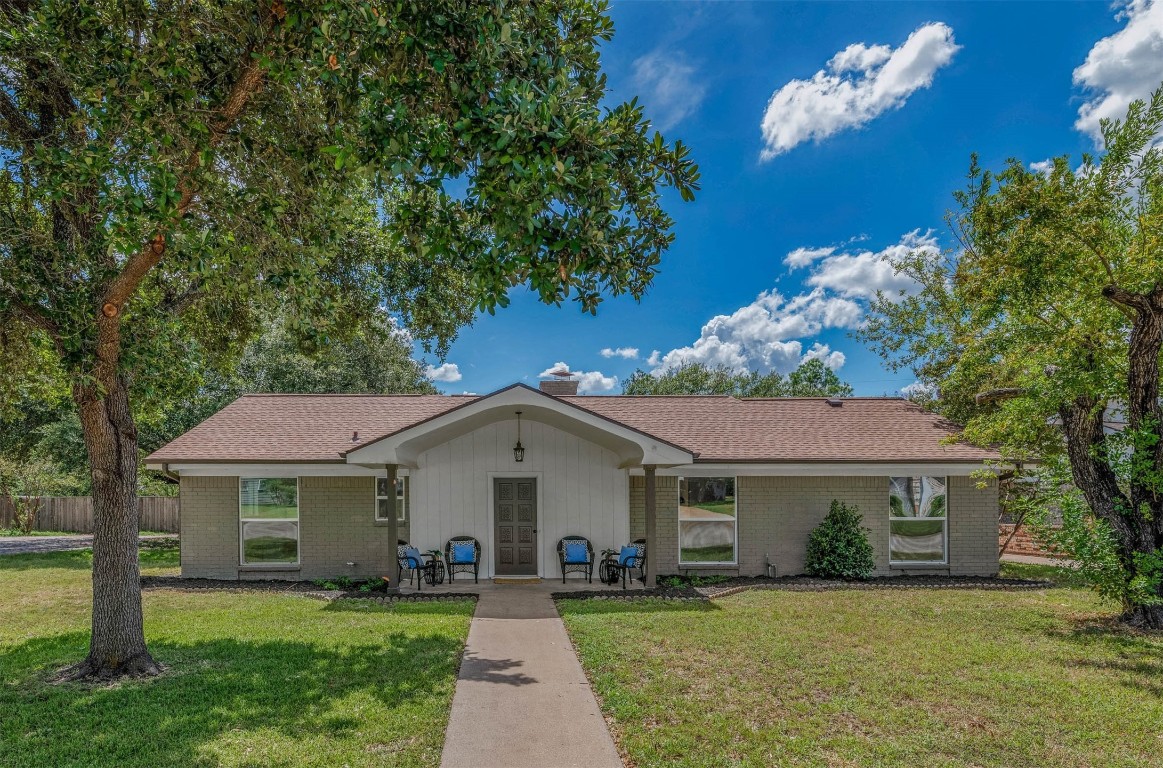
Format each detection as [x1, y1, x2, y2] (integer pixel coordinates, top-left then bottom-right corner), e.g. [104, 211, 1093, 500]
[239, 477, 299, 565]
[678, 476, 737, 565]
[889, 476, 947, 564]
[375, 476, 408, 523]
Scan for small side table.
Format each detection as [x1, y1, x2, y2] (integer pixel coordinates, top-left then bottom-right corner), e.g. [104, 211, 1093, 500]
[422, 552, 446, 586]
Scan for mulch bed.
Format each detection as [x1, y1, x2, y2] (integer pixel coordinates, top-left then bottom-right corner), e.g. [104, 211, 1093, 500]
[140, 576, 478, 603]
[554, 574, 1056, 602]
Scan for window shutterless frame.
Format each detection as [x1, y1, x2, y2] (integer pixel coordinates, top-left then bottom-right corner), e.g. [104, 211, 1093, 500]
[677, 476, 739, 566]
[239, 477, 300, 566]
[888, 475, 948, 566]
[374, 476, 407, 523]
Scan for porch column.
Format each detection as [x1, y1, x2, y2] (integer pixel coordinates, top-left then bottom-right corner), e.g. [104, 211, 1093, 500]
[384, 464, 399, 588]
[644, 465, 657, 588]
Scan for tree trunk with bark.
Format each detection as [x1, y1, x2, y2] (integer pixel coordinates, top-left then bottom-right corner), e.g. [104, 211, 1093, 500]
[62, 373, 161, 679]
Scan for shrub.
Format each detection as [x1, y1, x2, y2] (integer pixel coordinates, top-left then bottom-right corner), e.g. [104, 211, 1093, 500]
[805, 500, 874, 580]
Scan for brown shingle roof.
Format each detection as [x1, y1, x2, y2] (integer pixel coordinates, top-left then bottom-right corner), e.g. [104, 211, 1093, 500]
[146, 392, 997, 464]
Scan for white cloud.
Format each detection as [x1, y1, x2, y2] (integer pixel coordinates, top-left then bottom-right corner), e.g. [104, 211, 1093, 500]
[759, 22, 960, 158]
[1074, 0, 1163, 145]
[900, 380, 937, 399]
[632, 50, 707, 131]
[651, 232, 934, 376]
[1029, 159, 1056, 175]
[425, 363, 462, 383]
[790, 229, 939, 300]
[600, 347, 639, 359]
[538, 362, 618, 394]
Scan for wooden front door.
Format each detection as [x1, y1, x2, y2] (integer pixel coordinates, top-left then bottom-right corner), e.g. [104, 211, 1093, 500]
[494, 478, 537, 575]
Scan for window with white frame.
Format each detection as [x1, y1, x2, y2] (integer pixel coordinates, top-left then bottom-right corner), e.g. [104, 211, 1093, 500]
[375, 476, 407, 523]
[239, 477, 299, 565]
[678, 476, 737, 564]
[889, 476, 947, 564]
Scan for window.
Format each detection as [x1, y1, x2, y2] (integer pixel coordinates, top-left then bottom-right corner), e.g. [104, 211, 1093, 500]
[678, 476, 736, 564]
[889, 476, 947, 564]
[239, 477, 299, 565]
[375, 476, 408, 523]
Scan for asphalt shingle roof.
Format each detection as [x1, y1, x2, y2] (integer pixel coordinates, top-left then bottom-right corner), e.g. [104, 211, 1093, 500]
[146, 391, 996, 465]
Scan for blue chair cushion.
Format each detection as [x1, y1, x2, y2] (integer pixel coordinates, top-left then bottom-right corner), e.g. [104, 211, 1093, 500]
[402, 547, 423, 567]
[451, 543, 476, 563]
[563, 542, 589, 564]
[618, 545, 638, 567]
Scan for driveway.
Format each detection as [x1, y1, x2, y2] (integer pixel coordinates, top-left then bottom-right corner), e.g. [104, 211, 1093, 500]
[0, 534, 174, 556]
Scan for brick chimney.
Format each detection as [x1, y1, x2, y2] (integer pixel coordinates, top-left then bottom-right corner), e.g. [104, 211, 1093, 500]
[539, 368, 579, 396]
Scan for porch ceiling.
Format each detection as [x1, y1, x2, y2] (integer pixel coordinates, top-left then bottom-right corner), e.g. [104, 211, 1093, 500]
[344, 383, 695, 469]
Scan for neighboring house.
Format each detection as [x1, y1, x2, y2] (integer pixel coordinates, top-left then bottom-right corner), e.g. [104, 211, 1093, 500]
[145, 379, 1001, 583]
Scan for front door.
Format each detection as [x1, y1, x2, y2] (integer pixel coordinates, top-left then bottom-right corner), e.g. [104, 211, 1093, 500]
[494, 478, 537, 576]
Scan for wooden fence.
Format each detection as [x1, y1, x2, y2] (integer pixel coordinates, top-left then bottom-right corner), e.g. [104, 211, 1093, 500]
[0, 496, 180, 534]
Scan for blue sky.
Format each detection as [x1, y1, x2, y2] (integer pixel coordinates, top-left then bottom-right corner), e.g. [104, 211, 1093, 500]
[421, 1, 1163, 396]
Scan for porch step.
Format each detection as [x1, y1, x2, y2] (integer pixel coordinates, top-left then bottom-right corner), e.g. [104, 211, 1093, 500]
[493, 576, 542, 585]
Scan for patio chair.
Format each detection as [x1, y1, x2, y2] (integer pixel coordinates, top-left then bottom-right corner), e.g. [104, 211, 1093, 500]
[397, 541, 425, 590]
[557, 536, 594, 583]
[609, 538, 646, 590]
[445, 536, 481, 583]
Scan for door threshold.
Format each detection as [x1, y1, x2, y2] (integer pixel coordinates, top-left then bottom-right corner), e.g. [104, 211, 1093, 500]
[493, 576, 542, 584]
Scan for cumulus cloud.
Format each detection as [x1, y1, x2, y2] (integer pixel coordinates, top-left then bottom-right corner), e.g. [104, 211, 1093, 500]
[900, 380, 937, 400]
[633, 50, 707, 131]
[650, 232, 933, 376]
[600, 347, 640, 359]
[538, 362, 618, 394]
[790, 229, 939, 300]
[425, 363, 462, 383]
[759, 22, 960, 158]
[1074, 0, 1163, 145]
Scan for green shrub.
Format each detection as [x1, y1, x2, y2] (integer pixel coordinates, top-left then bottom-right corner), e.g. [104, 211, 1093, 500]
[805, 500, 874, 580]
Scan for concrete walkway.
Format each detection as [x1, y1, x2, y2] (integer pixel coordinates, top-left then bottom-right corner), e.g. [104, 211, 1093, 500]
[1001, 552, 1079, 568]
[440, 586, 622, 768]
[0, 533, 173, 556]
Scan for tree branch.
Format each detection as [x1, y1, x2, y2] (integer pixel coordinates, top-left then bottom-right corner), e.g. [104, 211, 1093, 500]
[974, 387, 1026, 405]
[0, 90, 38, 143]
[101, 9, 280, 312]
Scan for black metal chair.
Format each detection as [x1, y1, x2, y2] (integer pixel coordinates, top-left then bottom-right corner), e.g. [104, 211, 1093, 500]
[397, 540, 425, 590]
[557, 536, 594, 583]
[608, 538, 647, 590]
[445, 536, 481, 583]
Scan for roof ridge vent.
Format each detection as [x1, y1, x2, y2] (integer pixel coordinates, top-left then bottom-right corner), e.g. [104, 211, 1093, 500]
[825, 398, 844, 407]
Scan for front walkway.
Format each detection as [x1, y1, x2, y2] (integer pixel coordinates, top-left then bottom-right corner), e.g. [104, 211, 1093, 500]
[439, 582, 623, 768]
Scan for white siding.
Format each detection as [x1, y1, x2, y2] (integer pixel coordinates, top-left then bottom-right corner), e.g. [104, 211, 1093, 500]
[406, 418, 629, 577]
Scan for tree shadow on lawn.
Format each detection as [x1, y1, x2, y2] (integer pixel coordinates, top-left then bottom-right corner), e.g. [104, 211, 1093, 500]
[1047, 617, 1163, 698]
[0, 549, 95, 571]
[555, 597, 721, 617]
[0, 627, 466, 767]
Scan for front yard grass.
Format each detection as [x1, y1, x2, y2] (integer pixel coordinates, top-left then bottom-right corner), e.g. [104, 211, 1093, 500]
[0, 545, 474, 768]
[560, 582, 1163, 768]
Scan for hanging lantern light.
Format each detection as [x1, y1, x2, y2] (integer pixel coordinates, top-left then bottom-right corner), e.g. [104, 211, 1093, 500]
[513, 411, 525, 462]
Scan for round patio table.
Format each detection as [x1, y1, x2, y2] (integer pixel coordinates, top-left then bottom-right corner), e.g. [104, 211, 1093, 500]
[422, 558, 445, 586]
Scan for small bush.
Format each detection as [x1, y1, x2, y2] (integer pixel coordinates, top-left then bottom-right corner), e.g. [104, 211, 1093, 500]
[805, 500, 874, 580]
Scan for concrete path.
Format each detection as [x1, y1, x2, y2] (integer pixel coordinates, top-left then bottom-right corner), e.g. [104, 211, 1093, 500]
[1001, 552, 1079, 568]
[440, 586, 622, 768]
[0, 533, 173, 556]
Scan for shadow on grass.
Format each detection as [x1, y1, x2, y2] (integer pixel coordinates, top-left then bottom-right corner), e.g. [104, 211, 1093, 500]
[0, 629, 465, 767]
[555, 597, 721, 617]
[0, 550, 94, 571]
[1048, 617, 1163, 698]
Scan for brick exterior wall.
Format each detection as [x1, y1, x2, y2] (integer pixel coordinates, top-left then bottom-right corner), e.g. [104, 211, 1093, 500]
[180, 475, 400, 580]
[632, 473, 999, 578]
[182, 471, 998, 580]
[179, 475, 240, 579]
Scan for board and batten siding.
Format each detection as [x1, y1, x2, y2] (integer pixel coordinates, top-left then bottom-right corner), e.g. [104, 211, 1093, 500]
[407, 417, 629, 578]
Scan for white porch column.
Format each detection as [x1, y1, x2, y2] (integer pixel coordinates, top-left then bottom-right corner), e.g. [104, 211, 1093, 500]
[385, 463, 399, 588]
[644, 465, 657, 588]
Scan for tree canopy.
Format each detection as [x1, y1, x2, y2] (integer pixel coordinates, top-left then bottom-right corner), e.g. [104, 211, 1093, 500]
[622, 360, 855, 398]
[0, 0, 699, 677]
[862, 86, 1163, 627]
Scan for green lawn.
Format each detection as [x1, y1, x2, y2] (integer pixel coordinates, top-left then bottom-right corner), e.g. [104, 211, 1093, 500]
[0, 545, 474, 768]
[559, 575, 1163, 768]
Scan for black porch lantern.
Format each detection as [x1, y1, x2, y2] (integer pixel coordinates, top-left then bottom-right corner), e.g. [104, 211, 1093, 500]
[513, 411, 525, 462]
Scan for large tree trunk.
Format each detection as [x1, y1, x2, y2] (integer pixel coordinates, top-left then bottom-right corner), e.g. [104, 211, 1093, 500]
[64, 374, 161, 679]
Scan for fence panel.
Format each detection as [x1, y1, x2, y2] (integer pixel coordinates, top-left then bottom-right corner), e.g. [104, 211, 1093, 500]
[0, 496, 179, 533]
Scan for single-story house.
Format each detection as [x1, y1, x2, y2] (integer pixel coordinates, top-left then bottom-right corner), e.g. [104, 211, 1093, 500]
[145, 379, 1001, 584]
